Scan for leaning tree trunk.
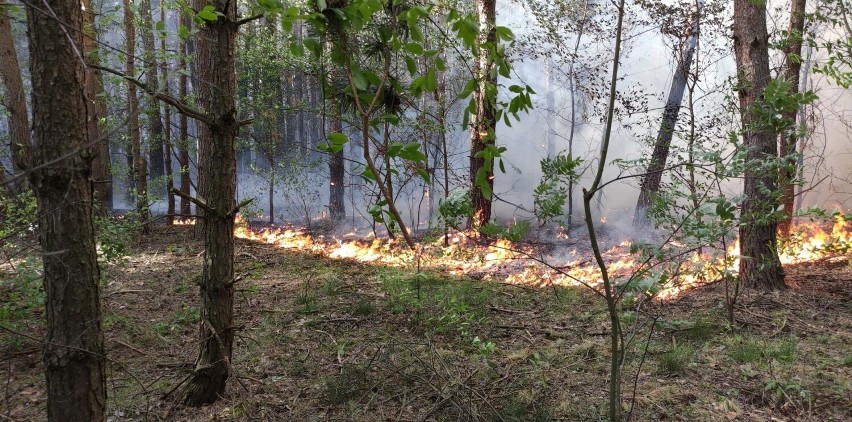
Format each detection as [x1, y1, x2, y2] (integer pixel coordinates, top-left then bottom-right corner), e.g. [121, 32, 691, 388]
[733, 0, 785, 290]
[778, 0, 807, 236]
[179, 0, 239, 405]
[26, 0, 107, 418]
[0, 10, 31, 194]
[125, 0, 150, 233]
[634, 0, 701, 228]
[468, 0, 497, 229]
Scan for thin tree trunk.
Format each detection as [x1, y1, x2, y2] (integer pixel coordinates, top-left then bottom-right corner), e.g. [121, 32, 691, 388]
[83, 0, 112, 211]
[326, 42, 345, 220]
[469, 0, 497, 229]
[179, 0, 239, 405]
[733, 0, 785, 290]
[26, 0, 107, 418]
[634, 0, 701, 228]
[545, 58, 556, 159]
[179, 14, 192, 217]
[162, 4, 175, 224]
[0, 11, 31, 193]
[126, 0, 150, 233]
[795, 42, 812, 212]
[778, 0, 807, 236]
[140, 0, 166, 191]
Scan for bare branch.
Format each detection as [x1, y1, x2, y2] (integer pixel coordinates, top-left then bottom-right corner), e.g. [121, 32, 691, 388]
[91, 64, 214, 126]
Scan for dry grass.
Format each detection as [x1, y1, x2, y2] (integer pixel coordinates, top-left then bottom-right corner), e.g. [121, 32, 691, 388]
[1, 225, 850, 421]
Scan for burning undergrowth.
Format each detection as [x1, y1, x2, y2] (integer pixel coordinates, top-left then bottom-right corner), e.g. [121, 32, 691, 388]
[181, 213, 852, 300]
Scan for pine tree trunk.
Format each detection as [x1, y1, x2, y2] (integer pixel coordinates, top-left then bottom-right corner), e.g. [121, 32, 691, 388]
[0, 11, 31, 193]
[778, 0, 807, 236]
[180, 0, 239, 405]
[634, 0, 701, 228]
[125, 0, 150, 233]
[179, 14, 192, 218]
[733, 0, 786, 290]
[140, 0, 166, 193]
[162, 4, 175, 224]
[469, 0, 497, 229]
[327, 52, 345, 220]
[26, 0, 107, 418]
[83, 0, 112, 212]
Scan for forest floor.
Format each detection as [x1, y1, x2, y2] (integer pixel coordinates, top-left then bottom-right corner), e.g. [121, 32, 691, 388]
[1, 224, 851, 421]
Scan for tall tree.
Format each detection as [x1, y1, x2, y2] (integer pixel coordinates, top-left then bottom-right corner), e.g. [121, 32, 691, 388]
[125, 0, 151, 233]
[83, 0, 113, 211]
[0, 8, 31, 194]
[326, 44, 345, 220]
[778, 0, 807, 235]
[633, 0, 701, 228]
[26, 0, 107, 417]
[733, 0, 785, 289]
[178, 13, 192, 217]
[468, 0, 497, 228]
[161, 2, 175, 223]
[178, 0, 242, 404]
[140, 0, 166, 190]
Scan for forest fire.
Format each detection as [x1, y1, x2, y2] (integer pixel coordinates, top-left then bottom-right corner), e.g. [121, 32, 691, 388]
[226, 215, 852, 299]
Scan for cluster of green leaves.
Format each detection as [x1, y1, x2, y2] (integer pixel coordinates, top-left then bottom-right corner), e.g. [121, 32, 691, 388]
[0, 257, 43, 348]
[533, 153, 581, 226]
[438, 190, 473, 229]
[94, 214, 140, 265]
[0, 189, 37, 253]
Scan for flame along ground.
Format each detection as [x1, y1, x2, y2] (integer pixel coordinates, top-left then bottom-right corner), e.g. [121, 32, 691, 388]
[174, 215, 852, 299]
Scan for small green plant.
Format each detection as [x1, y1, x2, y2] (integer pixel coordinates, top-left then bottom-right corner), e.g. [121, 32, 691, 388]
[727, 336, 765, 364]
[472, 336, 496, 356]
[352, 300, 374, 316]
[438, 190, 474, 230]
[94, 214, 139, 265]
[0, 257, 44, 348]
[657, 344, 694, 374]
[323, 364, 368, 405]
[323, 276, 343, 296]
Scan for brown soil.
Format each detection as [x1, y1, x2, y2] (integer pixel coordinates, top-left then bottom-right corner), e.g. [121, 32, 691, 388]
[1, 225, 850, 421]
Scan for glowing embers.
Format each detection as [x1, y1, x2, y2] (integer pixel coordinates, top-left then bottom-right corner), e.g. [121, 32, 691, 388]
[174, 218, 196, 225]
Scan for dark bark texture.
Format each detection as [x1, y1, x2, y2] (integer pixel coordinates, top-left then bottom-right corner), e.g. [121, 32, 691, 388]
[778, 0, 807, 235]
[468, 0, 496, 228]
[634, 0, 700, 227]
[180, 0, 239, 405]
[0, 11, 31, 193]
[125, 0, 150, 233]
[140, 0, 166, 190]
[26, 0, 107, 419]
[733, 0, 786, 290]
[83, 0, 112, 211]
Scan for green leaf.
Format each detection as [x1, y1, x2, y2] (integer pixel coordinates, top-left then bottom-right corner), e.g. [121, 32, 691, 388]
[178, 25, 190, 39]
[424, 68, 437, 92]
[405, 56, 417, 76]
[197, 6, 218, 22]
[328, 132, 348, 145]
[351, 68, 368, 90]
[155, 20, 166, 31]
[416, 168, 430, 183]
[404, 42, 424, 55]
[316, 0, 327, 10]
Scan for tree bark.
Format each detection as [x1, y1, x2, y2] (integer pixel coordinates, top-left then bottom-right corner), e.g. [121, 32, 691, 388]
[468, 0, 497, 229]
[0, 11, 31, 193]
[161, 3, 175, 224]
[125, 0, 150, 233]
[26, 0, 107, 418]
[179, 0, 239, 405]
[140, 0, 166, 192]
[634, 0, 701, 228]
[733, 0, 785, 290]
[327, 50, 345, 220]
[179, 14, 192, 217]
[83, 0, 112, 212]
[778, 0, 807, 236]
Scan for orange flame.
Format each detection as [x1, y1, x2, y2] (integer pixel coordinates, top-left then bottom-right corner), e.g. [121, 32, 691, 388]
[228, 215, 851, 299]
